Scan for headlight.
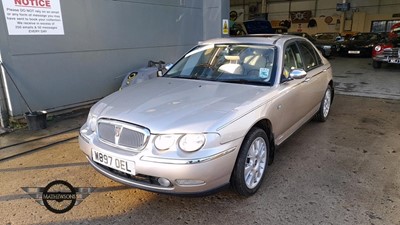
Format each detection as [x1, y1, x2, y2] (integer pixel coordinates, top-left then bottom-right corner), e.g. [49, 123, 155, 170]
[374, 45, 382, 52]
[86, 114, 97, 132]
[179, 134, 205, 152]
[154, 135, 176, 150]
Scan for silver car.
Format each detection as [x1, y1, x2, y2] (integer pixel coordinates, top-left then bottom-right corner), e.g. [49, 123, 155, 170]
[79, 35, 334, 196]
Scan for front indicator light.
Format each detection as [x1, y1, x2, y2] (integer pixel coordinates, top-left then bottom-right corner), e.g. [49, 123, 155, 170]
[89, 117, 96, 132]
[86, 113, 97, 132]
[176, 179, 205, 186]
[179, 134, 205, 152]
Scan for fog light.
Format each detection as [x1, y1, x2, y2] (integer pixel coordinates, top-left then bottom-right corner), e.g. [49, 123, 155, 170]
[157, 178, 171, 187]
[176, 179, 205, 186]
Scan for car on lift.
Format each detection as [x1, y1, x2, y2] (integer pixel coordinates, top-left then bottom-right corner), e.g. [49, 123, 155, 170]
[372, 22, 400, 68]
[79, 35, 334, 196]
[338, 32, 383, 57]
[285, 32, 337, 58]
[230, 19, 274, 37]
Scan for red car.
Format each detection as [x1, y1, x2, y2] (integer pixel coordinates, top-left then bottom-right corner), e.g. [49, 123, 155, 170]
[372, 22, 400, 68]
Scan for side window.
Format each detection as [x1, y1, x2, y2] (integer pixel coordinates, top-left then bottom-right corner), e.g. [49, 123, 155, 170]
[282, 43, 303, 82]
[298, 41, 322, 71]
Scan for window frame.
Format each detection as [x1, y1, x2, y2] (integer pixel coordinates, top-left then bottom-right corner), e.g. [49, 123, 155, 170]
[297, 40, 322, 72]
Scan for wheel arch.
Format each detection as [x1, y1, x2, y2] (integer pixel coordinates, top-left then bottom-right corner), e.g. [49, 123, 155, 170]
[252, 119, 275, 165]
[329, 79, 334, 102]
[229, 118, 275, 195]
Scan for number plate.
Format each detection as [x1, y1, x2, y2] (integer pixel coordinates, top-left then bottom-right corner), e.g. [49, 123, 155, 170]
[389, 58, 400, 63]
[348, 50, 360, 54]
[92, 149, 135, 175]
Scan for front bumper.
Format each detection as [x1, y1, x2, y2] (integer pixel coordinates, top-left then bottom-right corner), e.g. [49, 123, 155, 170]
[373, 55, 400, 64]
[79, 134, 241, 194]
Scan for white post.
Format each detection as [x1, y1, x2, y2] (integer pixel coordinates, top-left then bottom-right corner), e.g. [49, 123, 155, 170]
[0, 52, 11, 128]
[261, 0, 267, 14]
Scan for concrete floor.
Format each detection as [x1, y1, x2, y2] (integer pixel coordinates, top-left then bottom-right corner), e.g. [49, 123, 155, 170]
[0, 57, 399, 225]
[331, 56, 400, 100]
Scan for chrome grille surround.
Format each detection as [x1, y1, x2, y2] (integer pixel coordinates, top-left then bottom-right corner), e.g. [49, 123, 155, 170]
[383, 48, 399, 57]
[97, 119, 150, 152]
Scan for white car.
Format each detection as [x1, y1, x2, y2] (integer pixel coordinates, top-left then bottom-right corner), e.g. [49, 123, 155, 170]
[79, 35, 334, 196]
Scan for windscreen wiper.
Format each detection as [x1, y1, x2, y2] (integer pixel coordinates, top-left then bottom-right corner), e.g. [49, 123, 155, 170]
[218, 79, 271, 86]
[167, 75, 200, 80]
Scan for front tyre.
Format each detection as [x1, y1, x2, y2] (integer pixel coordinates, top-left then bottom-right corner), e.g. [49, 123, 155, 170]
[372, 60, 382, 69]
[231, 128, 269, 196]
[314, 86, 332, 122]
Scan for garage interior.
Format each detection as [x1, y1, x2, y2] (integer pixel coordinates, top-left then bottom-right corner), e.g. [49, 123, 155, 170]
[0, 0, 399, 224]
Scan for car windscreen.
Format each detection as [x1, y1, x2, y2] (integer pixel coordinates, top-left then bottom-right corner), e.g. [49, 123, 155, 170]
[391, 27, 400, 40]
[163, 44, 276, 86]
[352, 33, 377, 41]
[314, 33, 337, 40]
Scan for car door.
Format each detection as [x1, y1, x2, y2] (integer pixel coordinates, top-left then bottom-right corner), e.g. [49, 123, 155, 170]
[272, 40, 329, 144]
[297, 41, 328, 113]
[272, 41, 309, 144]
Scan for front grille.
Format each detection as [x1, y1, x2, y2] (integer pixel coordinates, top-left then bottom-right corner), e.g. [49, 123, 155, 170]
[383, 48, 399, 57]
[97, 119, 150, 151]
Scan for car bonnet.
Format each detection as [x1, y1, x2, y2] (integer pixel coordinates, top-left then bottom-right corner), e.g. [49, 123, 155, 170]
[92, 78, 272, 134]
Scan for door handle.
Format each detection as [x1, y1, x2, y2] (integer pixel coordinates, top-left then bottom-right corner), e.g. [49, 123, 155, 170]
[304, 78, 311, 82]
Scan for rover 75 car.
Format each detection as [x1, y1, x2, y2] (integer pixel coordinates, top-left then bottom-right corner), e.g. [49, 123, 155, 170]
[79, 35, 334, 196]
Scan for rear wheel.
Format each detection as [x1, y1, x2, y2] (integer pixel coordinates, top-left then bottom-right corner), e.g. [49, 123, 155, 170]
[231, 128, 269, 196]
[314, 86, 332, 122]
[372, 60, 382, 69]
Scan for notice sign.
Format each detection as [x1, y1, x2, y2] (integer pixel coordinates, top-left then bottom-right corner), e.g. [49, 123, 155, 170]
[2, 0, 64, 35]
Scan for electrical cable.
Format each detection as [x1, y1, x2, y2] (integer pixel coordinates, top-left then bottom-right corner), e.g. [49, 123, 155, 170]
[0, 135, 78, 161]
[0, 126, 80, 150]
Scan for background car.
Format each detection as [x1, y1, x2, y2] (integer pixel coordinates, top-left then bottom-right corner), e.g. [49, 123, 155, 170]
[338, 32, 383, 57]
[119, 60, 171, 90]
[285, 32, 336, 58]
[313, 32, 343, 42]
[242, 19, 274, 34]
[372, 22, 400, 68]
[79, 35, 334, 196]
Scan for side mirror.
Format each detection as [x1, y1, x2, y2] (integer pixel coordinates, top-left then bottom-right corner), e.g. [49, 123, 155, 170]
[289, 69, 307, 79]
[165, 63, 173, 70]
[157, 63, 173, 77]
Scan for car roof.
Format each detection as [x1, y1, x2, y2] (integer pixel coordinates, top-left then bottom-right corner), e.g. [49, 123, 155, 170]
[199, 35, 301, 46]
